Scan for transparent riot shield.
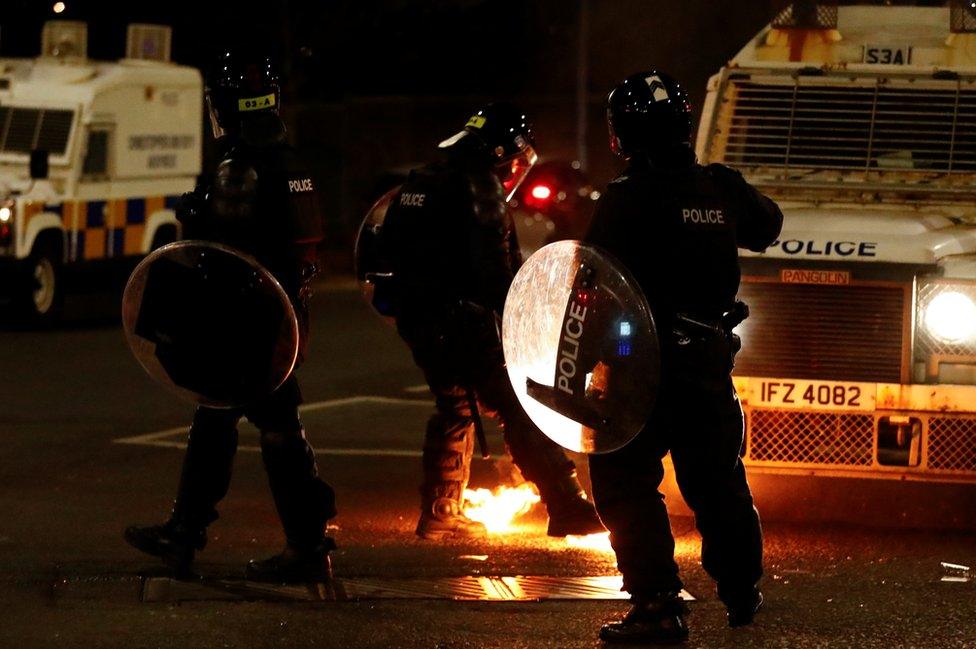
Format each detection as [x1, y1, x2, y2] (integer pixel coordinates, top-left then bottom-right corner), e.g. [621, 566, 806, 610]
[122, 241, 300, 408]
[503, 241, 659, 454]
[354, 185, 401, 319]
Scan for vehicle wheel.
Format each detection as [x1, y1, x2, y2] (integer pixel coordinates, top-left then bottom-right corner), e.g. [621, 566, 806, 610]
[15, 245, 64, 326]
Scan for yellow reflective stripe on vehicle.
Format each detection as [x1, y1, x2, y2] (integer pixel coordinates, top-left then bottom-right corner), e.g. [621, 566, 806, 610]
[22, 196, 170, 261]
[238, 93, 276, 112]
[125, 225, 144, 255]
[23, 201, 42, 231]
[145, 195, 164, 217]
[466, 115, 486, 129]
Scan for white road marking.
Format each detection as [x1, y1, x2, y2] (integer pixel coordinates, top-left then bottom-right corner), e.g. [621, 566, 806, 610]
[403, 384, 430, 393]
[112, 395, 502, 459]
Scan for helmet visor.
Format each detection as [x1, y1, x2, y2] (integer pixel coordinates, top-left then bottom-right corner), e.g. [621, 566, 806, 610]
[495, 145, 539, 201]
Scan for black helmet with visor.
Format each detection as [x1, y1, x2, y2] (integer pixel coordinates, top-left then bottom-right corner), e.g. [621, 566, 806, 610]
[439, 102, 539, 200]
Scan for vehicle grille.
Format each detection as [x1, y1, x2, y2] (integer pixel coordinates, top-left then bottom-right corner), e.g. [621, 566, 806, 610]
[928, 416, 976, 473]
[771, 1, 837, 30]
[748, 409, 874, 466]
[735, 281, 907, 383]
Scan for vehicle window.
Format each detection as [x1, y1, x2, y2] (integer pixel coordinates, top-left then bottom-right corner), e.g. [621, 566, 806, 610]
[82, 130, 109, 176]
[0, 106, 74, 156]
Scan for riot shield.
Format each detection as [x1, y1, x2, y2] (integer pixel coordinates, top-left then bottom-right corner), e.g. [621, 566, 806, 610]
[122, 241, 299, 408]
[354, 185, 401, 319]
[502, 241, 659, 454]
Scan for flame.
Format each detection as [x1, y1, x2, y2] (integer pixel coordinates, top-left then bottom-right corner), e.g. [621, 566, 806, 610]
[565, 532, 615, 554]
[463, 484, 541, 533]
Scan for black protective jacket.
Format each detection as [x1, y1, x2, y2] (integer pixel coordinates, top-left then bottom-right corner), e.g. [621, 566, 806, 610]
[178, 116, 324, 360]
[382, 156, 521, 319]
[586, 157, 783, 334]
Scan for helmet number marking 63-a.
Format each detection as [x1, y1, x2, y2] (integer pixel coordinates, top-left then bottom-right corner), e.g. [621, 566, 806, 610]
[238, 93, 276, 112]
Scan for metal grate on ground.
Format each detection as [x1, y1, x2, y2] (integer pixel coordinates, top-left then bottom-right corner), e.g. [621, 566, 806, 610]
[928, 416, 976, 473]
[141, 575, 695, 604]
[748, 410, 874, 466]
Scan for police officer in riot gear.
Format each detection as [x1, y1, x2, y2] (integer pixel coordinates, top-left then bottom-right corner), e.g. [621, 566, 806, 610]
[380, 104, 606, 540]
[587, 72, 783, 644]
[124, 50, 336, 582]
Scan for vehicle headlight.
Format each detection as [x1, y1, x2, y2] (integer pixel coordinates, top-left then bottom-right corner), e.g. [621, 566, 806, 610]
[924, 291, 976, 344]
[915, 280, 976, 384]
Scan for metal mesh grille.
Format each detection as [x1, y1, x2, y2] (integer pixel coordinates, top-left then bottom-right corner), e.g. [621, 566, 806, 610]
[0, 106, 74, 155]
[749, 410, 874, 466]
[772, 1, 838, 30]
[723, 78, 976, 175]
[951, 0, 976, 33]
[915, 281, 976, 360]
[928, 416, 976, 471]
[749, 409, 874, 465]
[736, 281, 906, 383]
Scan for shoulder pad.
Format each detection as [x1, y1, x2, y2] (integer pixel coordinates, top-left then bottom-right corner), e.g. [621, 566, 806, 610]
[214, 157, 258, 193]
[467, 170, 506, 226]
[706, 163, 745, 183]
[467, 169, 504, 200]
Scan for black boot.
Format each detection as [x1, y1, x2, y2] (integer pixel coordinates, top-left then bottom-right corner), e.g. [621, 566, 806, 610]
[536, 471, 607, 537]
[245, 538, 336, 583]
[124, 520, 206, 576]
[726, 587, 764, 628]
[546, 495, 606, 537]
[599, 594, 689, 645]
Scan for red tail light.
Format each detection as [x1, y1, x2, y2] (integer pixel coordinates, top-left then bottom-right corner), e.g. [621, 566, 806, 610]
[524, 183, 553, 209]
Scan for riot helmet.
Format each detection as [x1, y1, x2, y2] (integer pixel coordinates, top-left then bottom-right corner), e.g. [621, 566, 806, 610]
[439, 102, 539, 200]
[607, 71, 692, 163]
[206, 50, 281, 139]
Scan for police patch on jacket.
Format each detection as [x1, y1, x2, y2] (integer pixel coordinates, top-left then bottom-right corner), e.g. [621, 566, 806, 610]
[288, 178, 314, 193]
[680, 206, 731, 231]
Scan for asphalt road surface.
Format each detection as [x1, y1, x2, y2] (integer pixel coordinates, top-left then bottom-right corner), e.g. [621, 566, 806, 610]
[1, 280, 975, 648]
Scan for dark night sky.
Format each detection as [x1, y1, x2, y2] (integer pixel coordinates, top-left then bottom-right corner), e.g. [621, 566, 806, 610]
[3, 0, 780, 98]
[6, 1, 943, 250]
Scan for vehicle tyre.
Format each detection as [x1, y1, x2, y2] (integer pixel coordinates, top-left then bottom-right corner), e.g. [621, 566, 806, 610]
[15, 242, 64, 327]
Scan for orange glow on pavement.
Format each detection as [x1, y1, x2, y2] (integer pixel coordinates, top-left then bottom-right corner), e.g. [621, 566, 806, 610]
[463, 484, 541, 533]
[565, 532, 615, 554]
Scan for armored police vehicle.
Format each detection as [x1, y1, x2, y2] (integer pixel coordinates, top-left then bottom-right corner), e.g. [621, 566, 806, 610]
[0, 21, 201, 323]
[696, 1, 976, 493]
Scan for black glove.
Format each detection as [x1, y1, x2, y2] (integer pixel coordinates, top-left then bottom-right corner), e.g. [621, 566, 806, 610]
[175, 189, 207, 228]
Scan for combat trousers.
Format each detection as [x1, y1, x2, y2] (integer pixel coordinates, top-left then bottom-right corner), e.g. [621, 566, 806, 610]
[589, 363, 763, 604]
[398, 309, 578, 508]
[171, 376, 337, 551]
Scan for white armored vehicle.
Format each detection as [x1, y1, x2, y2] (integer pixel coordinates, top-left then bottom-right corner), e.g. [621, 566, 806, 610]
[696, 1, 976, 488]
[0, 21, 201, 323]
